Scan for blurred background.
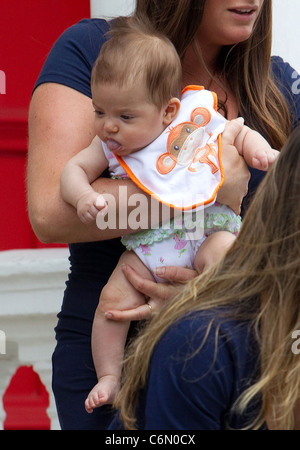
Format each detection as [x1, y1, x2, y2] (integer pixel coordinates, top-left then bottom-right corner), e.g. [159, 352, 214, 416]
[0, 0, 299, 251]
[0, 0, 299, 431]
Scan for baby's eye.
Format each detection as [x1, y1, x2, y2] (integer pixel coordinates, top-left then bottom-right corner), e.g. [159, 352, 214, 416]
[94, 110, 104, 117]
[121, 114, 133, 121]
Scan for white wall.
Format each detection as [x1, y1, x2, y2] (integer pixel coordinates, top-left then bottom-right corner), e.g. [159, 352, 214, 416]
[90, 0, 300, 73]
[272, 0, 300, 72]
[91, 0, 135, 18]
[0, 248, 70, 430]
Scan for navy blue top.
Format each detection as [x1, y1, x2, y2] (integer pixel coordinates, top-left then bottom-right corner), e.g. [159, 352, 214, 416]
[110, 312, 262, 430]
[34, 19, 300, 430]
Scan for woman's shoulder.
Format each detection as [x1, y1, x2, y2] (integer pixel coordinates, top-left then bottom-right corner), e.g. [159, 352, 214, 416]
[58, 17, 110, 45]
[271, 55, 298, 80]
[271, 55, 300, 125]
[270, 55, 300, 96]
[54, 18, 111, 69]
[34, 18, 110, 98]
[158, 311, 254, 362]
[143, 311, 259, 429]
[155, 310, 257, 391]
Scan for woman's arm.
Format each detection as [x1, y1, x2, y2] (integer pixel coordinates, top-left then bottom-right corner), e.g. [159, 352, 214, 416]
[27, 82, 152, 244]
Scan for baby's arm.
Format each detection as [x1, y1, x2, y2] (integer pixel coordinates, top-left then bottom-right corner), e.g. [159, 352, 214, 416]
[234, 119, 279, 171]
[60, 135, 109, 223]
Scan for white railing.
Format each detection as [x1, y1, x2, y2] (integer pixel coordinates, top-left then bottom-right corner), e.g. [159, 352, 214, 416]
[0, 248, 70, 430]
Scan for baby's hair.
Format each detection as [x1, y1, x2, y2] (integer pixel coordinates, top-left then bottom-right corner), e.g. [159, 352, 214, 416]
[91, 16, 182, 109]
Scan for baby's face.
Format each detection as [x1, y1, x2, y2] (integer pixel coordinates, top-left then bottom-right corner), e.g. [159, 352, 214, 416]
[92, 82, 167, 156]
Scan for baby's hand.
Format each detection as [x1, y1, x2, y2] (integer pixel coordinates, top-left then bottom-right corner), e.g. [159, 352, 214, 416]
[77, 192, 107, 224]
[251, 148, 279, 171]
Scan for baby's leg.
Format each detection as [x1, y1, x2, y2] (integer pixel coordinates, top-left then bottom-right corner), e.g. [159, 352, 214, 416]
[194, 231, 236, 273]
[85, 250, 155, 413]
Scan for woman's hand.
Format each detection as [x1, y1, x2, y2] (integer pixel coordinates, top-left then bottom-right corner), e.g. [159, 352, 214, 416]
[217, 118, 251, 215]
[105, 264, 197, 321]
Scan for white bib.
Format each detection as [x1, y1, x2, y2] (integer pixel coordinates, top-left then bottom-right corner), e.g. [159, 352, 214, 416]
[105, 86, 226, 211]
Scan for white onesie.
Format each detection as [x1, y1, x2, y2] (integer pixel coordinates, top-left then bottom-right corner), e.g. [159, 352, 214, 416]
[102, 86, 241, 280]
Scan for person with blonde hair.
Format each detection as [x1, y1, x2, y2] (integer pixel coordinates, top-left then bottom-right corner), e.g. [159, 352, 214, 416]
[112, 126, 300, 430]
[28, 0, 300, 429]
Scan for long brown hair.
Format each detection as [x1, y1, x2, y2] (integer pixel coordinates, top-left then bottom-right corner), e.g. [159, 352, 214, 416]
[134, 0, 293, 149]
[115, 126, 300, 429]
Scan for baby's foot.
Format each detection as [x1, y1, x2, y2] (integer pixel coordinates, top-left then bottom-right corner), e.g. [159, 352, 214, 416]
[85, 375, 120, 413]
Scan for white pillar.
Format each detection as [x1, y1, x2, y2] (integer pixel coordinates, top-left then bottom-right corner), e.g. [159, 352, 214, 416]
[0, 248, 70, 430]
[272, 0, 300, 72]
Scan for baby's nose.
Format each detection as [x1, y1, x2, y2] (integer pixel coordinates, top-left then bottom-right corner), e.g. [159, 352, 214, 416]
[104, 119, 118, 133]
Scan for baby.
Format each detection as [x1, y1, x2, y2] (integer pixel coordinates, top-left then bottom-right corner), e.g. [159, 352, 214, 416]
[60, 17, 279, 413]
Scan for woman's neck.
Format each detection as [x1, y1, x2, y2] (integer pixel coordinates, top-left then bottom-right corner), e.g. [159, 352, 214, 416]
[181, 39, 219, 87]
[182, 40, 239, 120]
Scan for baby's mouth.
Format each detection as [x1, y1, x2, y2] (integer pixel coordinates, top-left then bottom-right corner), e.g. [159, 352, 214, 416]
[106, 139, 122, 153]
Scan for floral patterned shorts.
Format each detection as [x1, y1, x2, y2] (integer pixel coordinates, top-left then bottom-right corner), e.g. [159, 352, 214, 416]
[121, 202, 241, 281]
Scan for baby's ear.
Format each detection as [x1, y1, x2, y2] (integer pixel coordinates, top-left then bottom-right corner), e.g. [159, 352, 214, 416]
[163, 97, 181, 125]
